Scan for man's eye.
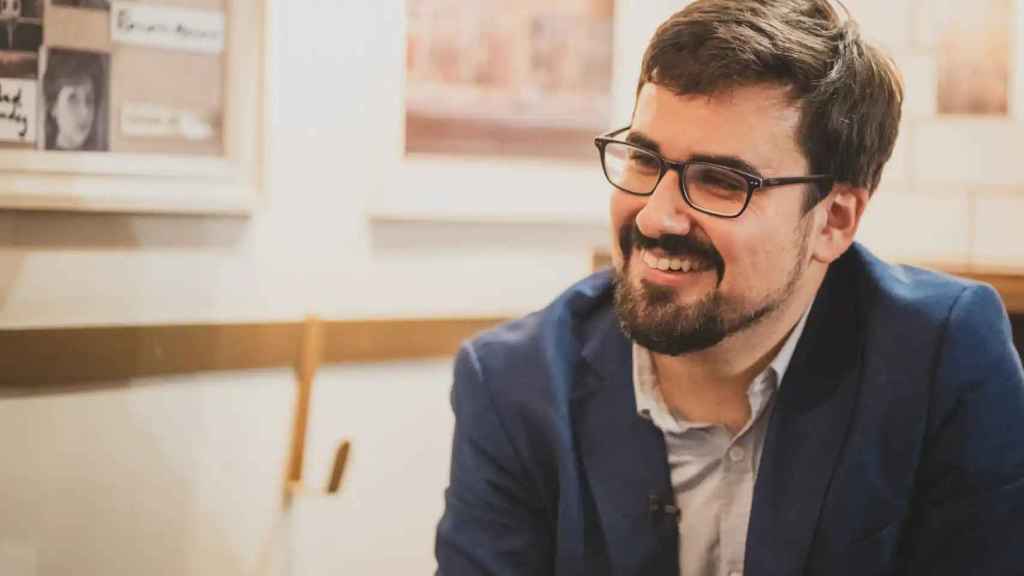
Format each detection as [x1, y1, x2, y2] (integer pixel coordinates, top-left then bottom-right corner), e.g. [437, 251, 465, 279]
[627, 152, 659, 170]
[687, 167, 750, 201]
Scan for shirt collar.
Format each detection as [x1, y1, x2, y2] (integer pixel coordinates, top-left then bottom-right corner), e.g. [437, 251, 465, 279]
[633, 304, 812, 430]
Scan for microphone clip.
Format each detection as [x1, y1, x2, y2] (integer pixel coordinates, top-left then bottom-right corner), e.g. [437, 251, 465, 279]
[648, 494, 681, 523]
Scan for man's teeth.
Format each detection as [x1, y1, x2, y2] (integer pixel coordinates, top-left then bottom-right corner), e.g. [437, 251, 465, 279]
[641, 250, 698, 272]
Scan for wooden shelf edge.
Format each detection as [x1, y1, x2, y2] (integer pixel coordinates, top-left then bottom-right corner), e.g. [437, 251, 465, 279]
[0, 317, 508, 390]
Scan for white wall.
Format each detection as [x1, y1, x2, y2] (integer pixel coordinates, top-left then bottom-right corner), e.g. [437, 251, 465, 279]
[0, 0, 611, 573]
[1, 1, 1022, 575]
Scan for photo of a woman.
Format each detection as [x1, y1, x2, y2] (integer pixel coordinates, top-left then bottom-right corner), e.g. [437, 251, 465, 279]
[42, 48, 108, 151]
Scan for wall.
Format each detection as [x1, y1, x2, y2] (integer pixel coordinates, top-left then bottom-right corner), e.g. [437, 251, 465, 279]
[0, 0, 607, 573]
[848, 0, 1024, 270]
[0, 1, 1021, 575]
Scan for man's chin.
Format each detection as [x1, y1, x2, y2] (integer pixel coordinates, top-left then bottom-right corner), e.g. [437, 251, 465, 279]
[614, 273, 729, 356]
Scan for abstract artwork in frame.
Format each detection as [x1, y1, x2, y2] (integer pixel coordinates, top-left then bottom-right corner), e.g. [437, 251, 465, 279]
[933, 0, 1012, 116]
[405, 0, 614, 161]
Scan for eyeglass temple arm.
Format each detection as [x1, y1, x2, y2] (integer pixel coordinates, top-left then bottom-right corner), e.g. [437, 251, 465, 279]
[762, 175, 835, 197]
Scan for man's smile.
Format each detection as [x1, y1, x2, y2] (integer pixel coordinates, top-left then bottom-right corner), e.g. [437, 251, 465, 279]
[639, 249, 717, 274]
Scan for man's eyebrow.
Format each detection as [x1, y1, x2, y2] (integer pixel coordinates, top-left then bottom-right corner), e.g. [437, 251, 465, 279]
[624, 131, 661, 153]
[624, 130, 763, 178]
[689, 154, 762, 178]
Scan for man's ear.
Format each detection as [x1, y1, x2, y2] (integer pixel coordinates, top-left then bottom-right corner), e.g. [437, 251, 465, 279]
[811, 183, 870, 264]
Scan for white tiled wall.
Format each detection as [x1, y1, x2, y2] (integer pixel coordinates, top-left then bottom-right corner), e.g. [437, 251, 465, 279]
[850, 0, 1024, 271]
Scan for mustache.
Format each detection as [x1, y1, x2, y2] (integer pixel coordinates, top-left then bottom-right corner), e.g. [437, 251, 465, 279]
[619, 223, 725, 277]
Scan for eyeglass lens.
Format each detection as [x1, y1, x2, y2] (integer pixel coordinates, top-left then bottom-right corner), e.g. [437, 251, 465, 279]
[602, 141, 749, 216]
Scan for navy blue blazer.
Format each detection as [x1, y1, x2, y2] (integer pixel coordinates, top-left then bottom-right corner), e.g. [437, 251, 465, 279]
[436, 244, 1024, 575]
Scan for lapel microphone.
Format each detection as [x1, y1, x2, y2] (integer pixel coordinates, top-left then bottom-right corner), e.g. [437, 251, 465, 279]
[649, 493, 681, 523]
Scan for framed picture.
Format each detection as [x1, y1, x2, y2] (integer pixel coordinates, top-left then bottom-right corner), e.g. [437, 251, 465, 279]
[933, 0, 1013, 116]
[405, 0, 614, 161]
[0, 0, 264, 215]
[369, 0, 676, 224]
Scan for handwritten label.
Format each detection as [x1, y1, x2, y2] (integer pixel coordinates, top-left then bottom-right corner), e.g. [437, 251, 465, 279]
[121, 102, 216, 141]
[111, 2, 225, 54]
[0, 79, 37, 143]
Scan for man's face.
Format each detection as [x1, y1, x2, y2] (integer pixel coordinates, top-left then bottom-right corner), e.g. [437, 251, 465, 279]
[52, 79, 96, 150]
[610, 82, 818, 355]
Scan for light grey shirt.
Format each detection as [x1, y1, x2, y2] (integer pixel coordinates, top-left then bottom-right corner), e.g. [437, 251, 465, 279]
[632, 311, 809, 576]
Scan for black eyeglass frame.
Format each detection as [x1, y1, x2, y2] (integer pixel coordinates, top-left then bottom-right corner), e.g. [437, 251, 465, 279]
[594, 126, 834, 219]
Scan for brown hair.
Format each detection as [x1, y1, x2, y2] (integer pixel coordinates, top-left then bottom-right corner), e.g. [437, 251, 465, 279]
[639, 0, 903, 195]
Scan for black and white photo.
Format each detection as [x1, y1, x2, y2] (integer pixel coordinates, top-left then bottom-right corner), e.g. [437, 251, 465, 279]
[42, 48, 109, 151]
[0, 0, 43, 53]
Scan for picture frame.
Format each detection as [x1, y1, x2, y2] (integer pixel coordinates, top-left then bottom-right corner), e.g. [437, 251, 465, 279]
[369, 0, 685, 225]
[0, 0, 265, 215]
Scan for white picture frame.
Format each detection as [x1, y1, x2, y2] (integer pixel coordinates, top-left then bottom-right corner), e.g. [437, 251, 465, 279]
[0, 0, 264, 215]
[367, 0, 683, 226]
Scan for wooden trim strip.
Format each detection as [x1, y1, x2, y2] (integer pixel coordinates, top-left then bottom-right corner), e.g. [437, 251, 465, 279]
[0, 322, 304, 390]
[320, 318, 507, 364]
[968, 273, 1024, 315]
[0, 317, 507, 390]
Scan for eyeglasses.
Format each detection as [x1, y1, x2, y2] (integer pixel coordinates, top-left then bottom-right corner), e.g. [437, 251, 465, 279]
[594, 127, 834, 218]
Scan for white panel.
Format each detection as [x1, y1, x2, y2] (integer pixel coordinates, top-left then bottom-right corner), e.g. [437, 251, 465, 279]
[893, 52, 938, 118]
[288, 360, 456, 575]
[857, 189, 970, 265]
[913, 120, 1024, 185]
[0, 371, 293, 576]
[847, 0, 914, 51]
[973, 192, 1024, 269]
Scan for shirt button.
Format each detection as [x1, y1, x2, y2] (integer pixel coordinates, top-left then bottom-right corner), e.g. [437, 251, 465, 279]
[728, 446, 746, 462]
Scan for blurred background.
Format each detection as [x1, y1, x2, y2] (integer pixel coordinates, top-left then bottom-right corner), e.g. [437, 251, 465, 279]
[0, 0, 1022, 574]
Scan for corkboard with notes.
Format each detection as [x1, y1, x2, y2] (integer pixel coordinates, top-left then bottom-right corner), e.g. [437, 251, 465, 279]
[0, 0, 263, 215]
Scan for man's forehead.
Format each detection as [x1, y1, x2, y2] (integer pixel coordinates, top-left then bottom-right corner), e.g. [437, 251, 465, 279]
[631, 82, 805, 168]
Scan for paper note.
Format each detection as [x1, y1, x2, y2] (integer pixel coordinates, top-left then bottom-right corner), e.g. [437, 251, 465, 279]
[121, 102, 215, 141]
[111, 2, 225, 54]
[0, 78, 36, 143]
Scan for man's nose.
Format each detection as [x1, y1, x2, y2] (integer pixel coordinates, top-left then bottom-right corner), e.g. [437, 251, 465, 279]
[634, 169, 694, 240]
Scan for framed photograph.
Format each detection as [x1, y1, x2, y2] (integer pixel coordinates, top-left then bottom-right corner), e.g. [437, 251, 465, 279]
[42, 48, 109, 152]
[405, 0, 614, 161]
[0, 0, 264, 215]
[932, 0, 1013, 116]
[370, 0, 675, 224]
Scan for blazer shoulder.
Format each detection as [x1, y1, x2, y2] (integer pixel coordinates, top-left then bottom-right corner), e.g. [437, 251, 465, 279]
[458, 269, 616, 407]
[468, 269, 615, 366]
[851, 243, 992, 326]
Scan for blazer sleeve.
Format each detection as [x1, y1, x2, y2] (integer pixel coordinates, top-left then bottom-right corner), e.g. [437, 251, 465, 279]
[435, 343, 554, 575]
[900, 283, 1024, 574]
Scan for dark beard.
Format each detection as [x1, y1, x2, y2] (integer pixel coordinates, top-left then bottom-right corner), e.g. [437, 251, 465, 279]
[613, 274, 782, 355]
[612, 223, 808, 356]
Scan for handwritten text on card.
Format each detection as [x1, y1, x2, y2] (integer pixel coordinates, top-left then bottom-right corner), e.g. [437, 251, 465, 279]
[121, 102, 216, 141]
[111, 2, 225, 55]
[0, 79, 37, 144]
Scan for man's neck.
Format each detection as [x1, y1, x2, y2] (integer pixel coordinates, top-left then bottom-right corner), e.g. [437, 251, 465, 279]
[650, 268, 823, 433]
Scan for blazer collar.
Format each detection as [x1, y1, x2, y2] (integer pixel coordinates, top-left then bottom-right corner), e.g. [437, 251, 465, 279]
[745, 253, 865, 576]
[573, 254, 864, 575]
[573, 302, 678, 575]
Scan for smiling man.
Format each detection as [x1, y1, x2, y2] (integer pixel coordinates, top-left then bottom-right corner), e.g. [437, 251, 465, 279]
[436, 2, 1024, 575]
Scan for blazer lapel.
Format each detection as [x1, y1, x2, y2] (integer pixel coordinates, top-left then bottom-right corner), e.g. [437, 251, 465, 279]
[745, 257, 865, 576]
[571, 304, 677, 575]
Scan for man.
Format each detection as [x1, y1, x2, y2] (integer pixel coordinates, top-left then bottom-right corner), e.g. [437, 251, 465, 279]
[436, 1, 1024, 574]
